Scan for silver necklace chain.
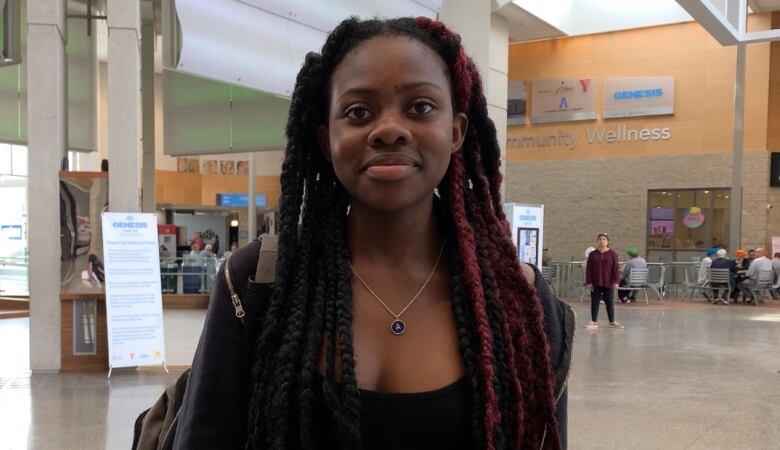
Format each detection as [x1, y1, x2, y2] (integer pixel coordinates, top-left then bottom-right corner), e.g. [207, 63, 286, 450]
[348, 241, 446, 323]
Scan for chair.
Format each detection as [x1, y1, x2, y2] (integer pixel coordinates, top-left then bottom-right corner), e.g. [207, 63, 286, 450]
[541, 265, 558, 296]
[682, 267, 704, 301]
[705, 268, 732, 305]
[746, 270, 774, 305]
[647, 265, 666, 302]
[620, 268, 650, 305]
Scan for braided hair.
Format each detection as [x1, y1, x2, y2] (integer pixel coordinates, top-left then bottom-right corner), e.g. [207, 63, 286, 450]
[245, 16, 561, 450]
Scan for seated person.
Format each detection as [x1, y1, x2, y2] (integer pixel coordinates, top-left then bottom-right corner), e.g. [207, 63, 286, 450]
[772, 252, 780, 298]
[697, 248, 717, 301]
[619, 247, 647, 303]
[738, 248, 772, 304]
[709, 249, 736, 302]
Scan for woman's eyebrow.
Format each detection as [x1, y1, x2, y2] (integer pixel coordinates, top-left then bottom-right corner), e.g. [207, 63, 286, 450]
[337, 81, 445, 100]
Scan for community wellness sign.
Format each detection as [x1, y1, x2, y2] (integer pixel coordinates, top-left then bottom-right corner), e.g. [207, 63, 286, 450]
[511, 76, 674, 150]
[102, 212, 166, 369]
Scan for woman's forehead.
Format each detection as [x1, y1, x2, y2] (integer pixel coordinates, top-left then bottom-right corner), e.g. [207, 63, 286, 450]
[329, 35, 451, 98]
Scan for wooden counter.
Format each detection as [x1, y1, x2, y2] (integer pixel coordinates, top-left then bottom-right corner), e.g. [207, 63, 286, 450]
[60, 293, 210, 372]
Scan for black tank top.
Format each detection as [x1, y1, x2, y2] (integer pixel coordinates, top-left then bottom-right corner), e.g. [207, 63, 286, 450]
[312, 373, 473, 449]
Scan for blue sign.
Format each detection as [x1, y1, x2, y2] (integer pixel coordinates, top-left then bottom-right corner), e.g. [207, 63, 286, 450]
[216, 193, 267, 208]
[613, 88, 663, 100]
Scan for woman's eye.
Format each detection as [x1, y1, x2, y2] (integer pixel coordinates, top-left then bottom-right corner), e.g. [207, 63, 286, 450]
[345, 106, 372, 120]
[410, 101, 434, 115]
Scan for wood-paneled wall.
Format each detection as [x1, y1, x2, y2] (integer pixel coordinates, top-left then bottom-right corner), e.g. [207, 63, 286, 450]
[507, 15, 771, 162]
[155, 170, 281, 207]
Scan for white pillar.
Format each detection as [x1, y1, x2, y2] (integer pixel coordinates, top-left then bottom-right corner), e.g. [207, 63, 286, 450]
[248, 153, 257, 240]
[439, 1, 509, 197]
[107, 0, 142, 212]
[729, 44, 746, 250]
[141, 14, 155, 213]
[488, 15, 509, 199]
[27, 0, 67, 371]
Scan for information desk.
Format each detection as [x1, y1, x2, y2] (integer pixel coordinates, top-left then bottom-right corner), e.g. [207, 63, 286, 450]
[59, 293, 210, 372]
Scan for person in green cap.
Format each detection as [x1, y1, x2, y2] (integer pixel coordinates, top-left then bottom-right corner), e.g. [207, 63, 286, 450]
[619, 247, 647, 303]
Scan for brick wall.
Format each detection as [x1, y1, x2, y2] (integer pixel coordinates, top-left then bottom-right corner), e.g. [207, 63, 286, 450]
[505, 151, 774, 261]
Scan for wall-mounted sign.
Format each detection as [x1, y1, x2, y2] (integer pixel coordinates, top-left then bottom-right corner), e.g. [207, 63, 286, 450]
[216, 193, 267, 208]
[507, 81, 527, 126]
[683, 207, 705, 229]
[531, 78, 596, 124]
[603, 77, 675, 119]
[506, 125, 671, 150]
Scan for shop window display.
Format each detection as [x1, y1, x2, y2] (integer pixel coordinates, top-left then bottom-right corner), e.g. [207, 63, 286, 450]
[647, 188, 730, 262]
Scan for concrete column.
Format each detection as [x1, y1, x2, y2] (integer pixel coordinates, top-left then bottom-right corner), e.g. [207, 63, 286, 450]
[141, 14, 155, 213]
[439, 1, 509, 197]
[27, 0, 67, 371]
[488, 15, 509, 199]
[107, 0, 141, 213]
[248, 153, 257, 240]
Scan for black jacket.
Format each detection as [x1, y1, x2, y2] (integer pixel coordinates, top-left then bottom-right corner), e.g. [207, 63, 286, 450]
[173, 240, 575, 449]
[711, 257, 738, 288]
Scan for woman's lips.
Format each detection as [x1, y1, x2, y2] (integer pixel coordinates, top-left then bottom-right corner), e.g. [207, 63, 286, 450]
[364, 164, 416, 181]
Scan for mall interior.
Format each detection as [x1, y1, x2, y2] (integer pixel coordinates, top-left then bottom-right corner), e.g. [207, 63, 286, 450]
[1, 0, 779, 449]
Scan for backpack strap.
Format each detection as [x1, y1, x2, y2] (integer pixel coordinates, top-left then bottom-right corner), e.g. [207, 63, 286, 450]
[224, 234, 278, 325]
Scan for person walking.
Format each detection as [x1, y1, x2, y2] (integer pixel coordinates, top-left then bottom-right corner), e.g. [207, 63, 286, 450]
[586, 233, 623, 329]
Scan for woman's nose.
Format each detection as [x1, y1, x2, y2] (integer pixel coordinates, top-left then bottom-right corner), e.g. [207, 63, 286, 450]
[367, 113, 413, 147]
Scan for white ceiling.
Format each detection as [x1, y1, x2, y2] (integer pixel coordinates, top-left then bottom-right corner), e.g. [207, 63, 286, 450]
[749, 0, 780, 12]
[499, 0, 694, 43]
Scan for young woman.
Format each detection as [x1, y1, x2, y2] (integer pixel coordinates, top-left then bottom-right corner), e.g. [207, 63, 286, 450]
[585, 233, 623, 329]
[173, 17, 574, 450]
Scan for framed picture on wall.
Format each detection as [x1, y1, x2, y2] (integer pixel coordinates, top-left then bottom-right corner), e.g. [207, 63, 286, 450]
[236, 160, 249, 175]
[188, 159, 200, 173]
[220, 160, 235, 175]
[202, 160, 218, 175]
[177, 158, 189, 173]
[507, 80, 527, 126]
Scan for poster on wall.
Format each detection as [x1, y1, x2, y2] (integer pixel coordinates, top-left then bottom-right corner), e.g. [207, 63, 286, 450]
[220, 160, 235, 175]
[202, 160, 219, 175]
[60, 172, 108, 294]
[603, 77, 675, 119]
[507, 80, 527, 126]
[176, 158, 188, 172]
[531, 78, 596, 124]
[237, 160, 250, 175]
[504, 203, 544, 266]
[102, 212, 166, 371]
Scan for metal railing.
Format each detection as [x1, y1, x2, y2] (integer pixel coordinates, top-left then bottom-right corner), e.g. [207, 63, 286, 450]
[159, 255, 222, 295]
[546, 260, 699, 300]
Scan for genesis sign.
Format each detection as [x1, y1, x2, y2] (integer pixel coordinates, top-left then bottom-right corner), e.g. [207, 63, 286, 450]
[603, 77, 674, 118]
[612, 88, 663, 100]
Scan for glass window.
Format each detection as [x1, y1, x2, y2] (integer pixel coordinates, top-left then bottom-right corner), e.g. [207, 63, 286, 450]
[0, 143, 10, 175]
[647, 187, 730, 260]
[11, 144, 27, 176]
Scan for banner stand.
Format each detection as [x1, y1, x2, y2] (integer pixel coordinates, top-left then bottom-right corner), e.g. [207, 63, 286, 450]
[107, 361, 169, 379]
[102, 212, 168, 376]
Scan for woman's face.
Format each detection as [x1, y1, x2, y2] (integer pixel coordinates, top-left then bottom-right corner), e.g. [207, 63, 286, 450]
[597, 236, 609, 247]
[319, 36, 467, 212]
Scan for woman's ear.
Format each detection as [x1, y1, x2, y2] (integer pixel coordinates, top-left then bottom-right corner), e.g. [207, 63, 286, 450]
[451, 112, 468, 153]
[317, 125, 332, 162]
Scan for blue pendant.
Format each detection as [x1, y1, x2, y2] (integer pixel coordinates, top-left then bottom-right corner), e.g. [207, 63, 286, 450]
[391, 319, 406, 336]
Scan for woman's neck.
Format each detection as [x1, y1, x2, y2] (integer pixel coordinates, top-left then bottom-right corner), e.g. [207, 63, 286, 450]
[347, 197, 442, 269]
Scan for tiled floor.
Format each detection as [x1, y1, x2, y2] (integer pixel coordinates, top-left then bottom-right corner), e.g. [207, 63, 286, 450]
[1, 300, 779, 449]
